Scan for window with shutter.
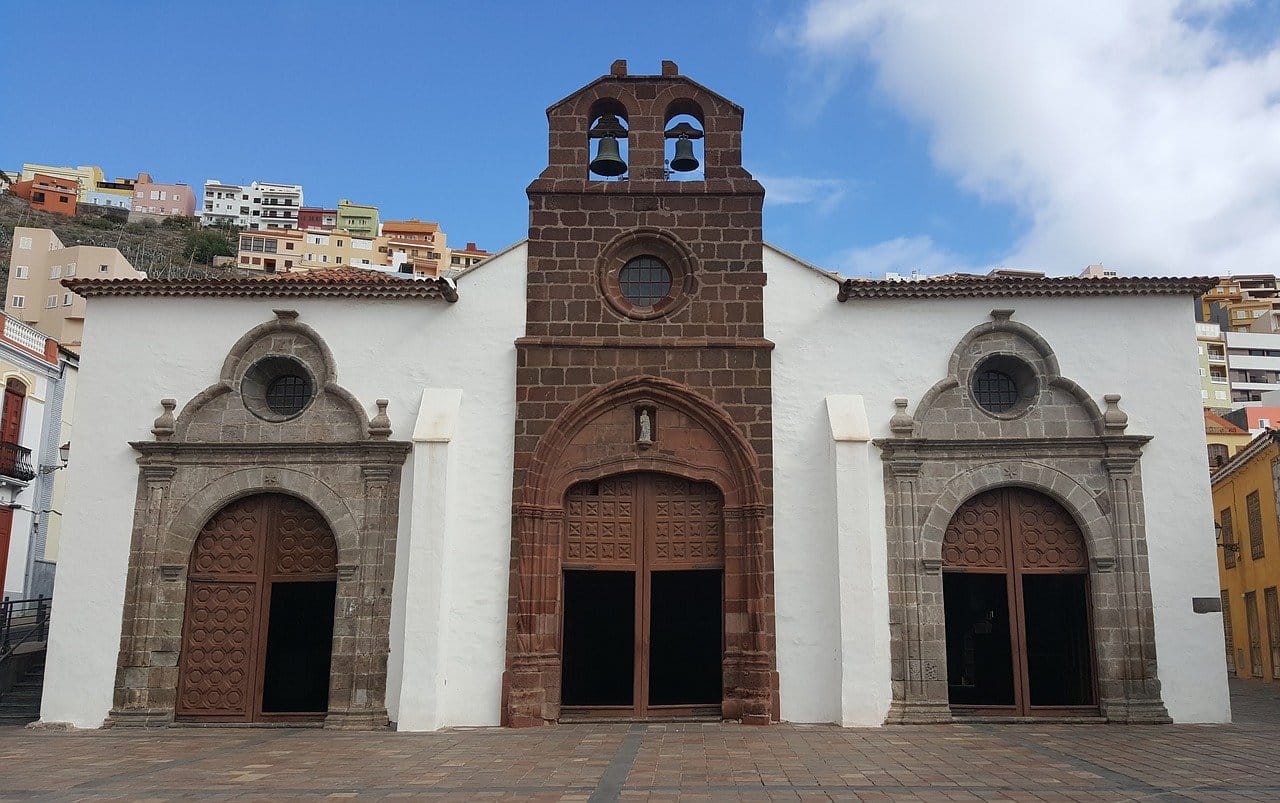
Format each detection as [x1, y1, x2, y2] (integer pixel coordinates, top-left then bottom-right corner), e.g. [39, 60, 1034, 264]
[1222, 508, 1237, 569]
[1247, 491, 1265, 560]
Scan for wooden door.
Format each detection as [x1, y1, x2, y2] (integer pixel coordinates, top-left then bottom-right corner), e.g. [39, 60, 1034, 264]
[560, 472, 724, 719]
[1, 379, 25, 445]
[942, 487, 1097, 716]
[175, 493, 337, 723]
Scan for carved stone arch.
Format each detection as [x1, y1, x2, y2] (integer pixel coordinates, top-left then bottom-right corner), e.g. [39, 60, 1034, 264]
[506, 375, 775, 727]
[173, 312, 369, 442]
[523, 375, 763, 508]
[160, 466, 362, 570]
[911, 312, 1105, 439]
[917, 461, 1115, 569]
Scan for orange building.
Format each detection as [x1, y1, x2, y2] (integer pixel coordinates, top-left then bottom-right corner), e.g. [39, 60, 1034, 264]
[11, 174, 78, 217]
[382, 218, 447, 276]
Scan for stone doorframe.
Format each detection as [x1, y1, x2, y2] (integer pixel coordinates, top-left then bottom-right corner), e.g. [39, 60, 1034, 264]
[876, 310, 1170, 723]
[504, 376, 776, 726]
[107, 311, 410, 729]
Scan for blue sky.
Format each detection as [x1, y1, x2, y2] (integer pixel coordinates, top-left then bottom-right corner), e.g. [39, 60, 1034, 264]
[3, 1, 1278, 277]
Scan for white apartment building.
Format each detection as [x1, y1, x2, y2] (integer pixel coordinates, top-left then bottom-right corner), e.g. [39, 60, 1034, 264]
[1226, 329, 1280, 405]
[200, 180, 304, 231]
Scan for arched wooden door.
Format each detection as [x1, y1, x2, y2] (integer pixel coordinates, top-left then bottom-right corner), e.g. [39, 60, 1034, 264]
[559, 472, 725, 719]
[942, 487, 1097, 716]
[176, 493, 338, 723]
[0, 379, 25, 593]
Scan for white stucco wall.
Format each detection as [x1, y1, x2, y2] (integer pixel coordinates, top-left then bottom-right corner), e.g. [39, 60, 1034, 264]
[40, 246, 525, 728]
[764, 244, 1230, 724]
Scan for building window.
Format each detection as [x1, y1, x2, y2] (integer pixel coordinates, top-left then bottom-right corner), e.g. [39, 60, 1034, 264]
[1248, 491, 1265, 559]
[1208, 443, 1229, 468]
[66, 262, 76, 276]
[10, 296, 24, 308]
[242, 356, 315, 422]
[971, 355, 1036, 415]
[619, 255, 672, 308]
[1222, 507, 1237, 569]
[18, 237, 31, 250]
[45, 295, 57, 308]
[50, 266, 61, 279]
[1246, 591, 1263, 677]
[1216, 391, 1228, 400]
[62, 293, 73, 306]
[1266, 587, 1280, 680]
[1223, 591, 1235, 673]
[100, 264, 109, 273]
[13, 265, 27, 279]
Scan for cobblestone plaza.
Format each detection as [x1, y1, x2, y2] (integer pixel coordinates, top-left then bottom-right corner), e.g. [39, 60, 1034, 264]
[0, 679, 1276, 801]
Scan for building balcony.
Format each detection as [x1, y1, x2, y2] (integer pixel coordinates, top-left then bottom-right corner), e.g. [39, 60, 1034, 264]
[0, 442, 36, 484]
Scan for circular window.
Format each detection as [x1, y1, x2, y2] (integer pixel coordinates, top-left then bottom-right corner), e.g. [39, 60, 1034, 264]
[265, 374, 312, 416]
[619, 256, 672, 307]
[970, 354, 1037, 416]
[242, 356, 316, 421]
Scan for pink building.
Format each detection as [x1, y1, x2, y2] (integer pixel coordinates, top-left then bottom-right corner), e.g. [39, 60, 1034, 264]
[128, 173, 197, 222]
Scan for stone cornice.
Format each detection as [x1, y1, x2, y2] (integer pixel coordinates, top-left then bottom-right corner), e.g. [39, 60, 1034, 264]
[875, 435, 1151, 458]
[132, 440, 412, 464]
[516, 336, 774, 350]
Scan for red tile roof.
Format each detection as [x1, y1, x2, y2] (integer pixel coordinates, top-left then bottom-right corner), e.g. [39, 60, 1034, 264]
[837, 274, 1216, 300]
[64, 267, 457, 302]
[1205, 409, 1247, 435]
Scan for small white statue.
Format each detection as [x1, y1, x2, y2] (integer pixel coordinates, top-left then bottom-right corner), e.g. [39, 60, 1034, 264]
[638, 409, 653, 444]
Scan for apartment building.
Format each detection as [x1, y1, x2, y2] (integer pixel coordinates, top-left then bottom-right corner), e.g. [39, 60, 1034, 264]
[1197, 322, 1231, 408]
[10, 174, 78, 217]
[1212, 432, 1280, 681]
[127, 175, 196, 221]
[1206, 410, 1252, 470]
[1227, 330, 1280, 404]
[382, 218, 446, 275]
[0, 312, 77, 600]
[85, 173, 143, 211]
[448, 242, 491, 273]
[19, 164, 103, 202]
[337, 199, 379, 238]
[299, 207, 337, 230]
[236, 228, 303, 272]
[200, 180, 304, 230]
[1201, 275, 1280, 331]
[4, 227, 142, 351]
[299, 228, 386, 270]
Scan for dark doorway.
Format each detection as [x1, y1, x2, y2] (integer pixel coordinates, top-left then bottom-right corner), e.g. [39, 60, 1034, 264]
[941, 487, 1097, 716]
[1023, 574, 1094, 706]
[262, 581, 336, 713]
[561, 570, 635, 707]
[649, 569, 722, 706]
[559, 473, 726, 719]
[944, 572, 1014, 707]
[177, 493, 339, 723]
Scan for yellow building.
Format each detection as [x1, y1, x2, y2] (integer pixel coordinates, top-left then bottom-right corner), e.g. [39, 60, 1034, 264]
[1206, 409, 1251, 470]
[20, 163, 104, 202]
[299, 228, 387, 271]
[1211, 430, 1280, 681]
[236, 229, 303, 272]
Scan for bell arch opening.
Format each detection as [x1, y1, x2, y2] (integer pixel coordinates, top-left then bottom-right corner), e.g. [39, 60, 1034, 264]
[175, 492, 338, 723]
[941, 487, 1098, 716]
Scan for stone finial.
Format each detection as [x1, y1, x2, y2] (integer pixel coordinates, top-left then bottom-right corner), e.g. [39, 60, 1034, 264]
[661, 60, 679, 77]
[610, 59, 628, 77]
[151, 399, 177, 440]
[990, 309, 1015, 322]
[273, 309, 299, 320]
[369, 399, 391, 439]
[1102, 393, 1128, 434]
[889, 398, 915, 436]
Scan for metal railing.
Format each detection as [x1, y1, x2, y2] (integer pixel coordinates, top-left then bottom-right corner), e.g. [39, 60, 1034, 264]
[1, 596, 51, 662]
[0, 442, 35, 482]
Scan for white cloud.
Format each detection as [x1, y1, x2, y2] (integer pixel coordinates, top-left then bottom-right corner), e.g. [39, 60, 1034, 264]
[788, 0, 1280, 276]
[829, 235, 972, 278]
[754, 174, 848, 213]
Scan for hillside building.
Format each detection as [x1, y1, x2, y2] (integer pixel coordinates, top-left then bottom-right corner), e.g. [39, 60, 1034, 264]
[19, 164, 103, 202]
[38, 62, 1228, 732]
[337, 199, 379, 239]
[4, 227, 143, 352]
[128, 175, 196, 222]
[200, 180, 304, 231]
[10, 174, 79, 217]
[299, 207, 337, 230]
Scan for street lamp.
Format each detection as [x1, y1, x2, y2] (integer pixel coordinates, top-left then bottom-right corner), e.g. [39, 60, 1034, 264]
[1215, 521, 1240, 556]
[38, 442, 70, 475]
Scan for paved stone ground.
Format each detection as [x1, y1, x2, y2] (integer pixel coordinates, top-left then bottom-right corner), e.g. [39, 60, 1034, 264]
[2, 679, 1278, 801]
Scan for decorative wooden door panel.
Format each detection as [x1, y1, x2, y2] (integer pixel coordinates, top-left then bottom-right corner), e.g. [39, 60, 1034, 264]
[942, 487, 1096, 715]
[176, 493, 337, 722]
[561, 472, 724, 718]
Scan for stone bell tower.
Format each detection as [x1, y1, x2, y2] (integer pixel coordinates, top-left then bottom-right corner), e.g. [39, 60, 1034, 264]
[504, 60, 777, 726]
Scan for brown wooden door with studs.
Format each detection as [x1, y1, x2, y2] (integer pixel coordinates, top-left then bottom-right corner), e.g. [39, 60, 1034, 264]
[560, 472, 724, 719]
[176, 493, 338, 723]
[942, 487, 1098, 716]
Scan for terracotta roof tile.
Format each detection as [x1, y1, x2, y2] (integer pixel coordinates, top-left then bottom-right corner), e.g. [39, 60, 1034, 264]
[64, 266, 458, 302]
[1205, 409, 1247, 435]
[837, 274, 1216, 300]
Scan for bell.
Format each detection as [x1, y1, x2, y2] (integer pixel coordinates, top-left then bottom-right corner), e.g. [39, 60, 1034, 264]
[589, 135, 627, 177]
[670, 135, 699, 173]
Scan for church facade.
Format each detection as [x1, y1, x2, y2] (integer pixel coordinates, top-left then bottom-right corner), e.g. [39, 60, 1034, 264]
[40, 63, 1229, 730]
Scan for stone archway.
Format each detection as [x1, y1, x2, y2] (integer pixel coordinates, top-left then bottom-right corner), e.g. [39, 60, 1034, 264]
[504, 376, 775, 726]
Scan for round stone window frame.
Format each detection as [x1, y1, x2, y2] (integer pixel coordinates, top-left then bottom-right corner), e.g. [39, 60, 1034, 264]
[241, 354, 318, 422]
[968, 353, 1039, 419]
[598, 228, 697, 320]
